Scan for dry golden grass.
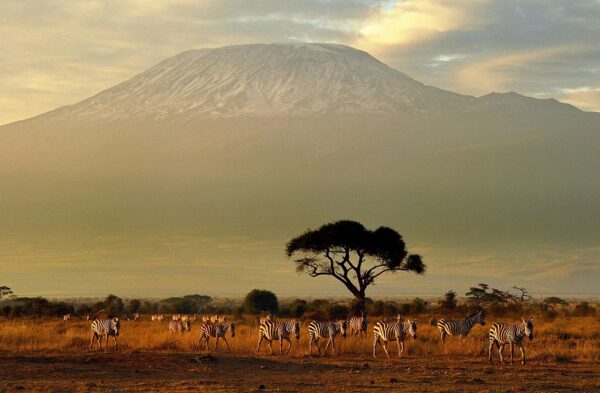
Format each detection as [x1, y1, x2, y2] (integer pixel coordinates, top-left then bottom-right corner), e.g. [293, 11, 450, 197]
[0, 315, 598, 363]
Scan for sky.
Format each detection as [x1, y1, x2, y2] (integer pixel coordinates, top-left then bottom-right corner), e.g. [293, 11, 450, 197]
[1, 1, 599, 300]
[2, 0, 600, 126]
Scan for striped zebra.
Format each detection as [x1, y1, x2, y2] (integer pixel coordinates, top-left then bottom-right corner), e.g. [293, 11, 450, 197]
[372, 318, 418, 358]
[431, 311, 485, 344]
[259, 314, 272, 325]
[307, 320, 347, 356]
[172, 314, 182, 321]
[194, 321, 235, 352]
[89, 317, 121, 350]
[348, 312, 368, 336]
[169, 319, 191, 334]
[63, 314, 71, 321]
[488, 318, 534, 365]
[256, 319, 300, 354]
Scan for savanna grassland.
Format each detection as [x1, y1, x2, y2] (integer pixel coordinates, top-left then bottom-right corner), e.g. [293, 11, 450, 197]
[1, 315, 599, 392]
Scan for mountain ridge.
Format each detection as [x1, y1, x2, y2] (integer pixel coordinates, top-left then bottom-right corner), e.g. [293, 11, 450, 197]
[1, 43, 585, 128]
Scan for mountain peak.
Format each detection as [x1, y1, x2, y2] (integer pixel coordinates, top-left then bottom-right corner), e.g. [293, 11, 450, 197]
[50, 43, 472, 121]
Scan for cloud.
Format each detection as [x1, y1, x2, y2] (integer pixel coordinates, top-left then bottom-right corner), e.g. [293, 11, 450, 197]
[556, 86, 600, 112]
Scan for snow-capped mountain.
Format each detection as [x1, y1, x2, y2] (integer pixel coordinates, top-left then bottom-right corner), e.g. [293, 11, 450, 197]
[45, 43, 473, 121]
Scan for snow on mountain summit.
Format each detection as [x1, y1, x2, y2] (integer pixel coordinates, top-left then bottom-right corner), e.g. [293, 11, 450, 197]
[58, 43, 471, 120]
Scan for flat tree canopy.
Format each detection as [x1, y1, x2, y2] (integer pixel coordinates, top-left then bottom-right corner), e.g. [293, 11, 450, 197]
[286, 220, 425, 303]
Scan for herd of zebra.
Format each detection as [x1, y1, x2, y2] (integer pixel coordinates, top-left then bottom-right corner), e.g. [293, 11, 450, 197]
[83, 310, 535, 365]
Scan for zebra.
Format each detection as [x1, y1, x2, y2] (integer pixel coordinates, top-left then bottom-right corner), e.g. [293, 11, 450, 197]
[63, 314, 71, 321]
[169, 319, 191, 334]
[307, 320, 347, 356]
[373, 318, 418, 358]
[172, 314, 182, 321]
[488, 318, 534, 365]
[256, 319, 300, 354]
[431, 310, 485, 344]
[348, 312, 368, 336]
[195, 321, 235, 352]
[151, 314, 163, 322]
[89, 317, 120, 350]
[259, 314, 272, 325]
[133, 313, 140, 322]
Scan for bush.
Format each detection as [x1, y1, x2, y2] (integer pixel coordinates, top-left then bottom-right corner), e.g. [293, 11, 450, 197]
[573, 302, 596, 317]
[328, 304, 349, 320]
[288, 299, 308, 318]
[243, 289, 278, 314]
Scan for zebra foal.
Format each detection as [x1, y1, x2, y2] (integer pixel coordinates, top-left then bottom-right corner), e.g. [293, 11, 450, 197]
[431, 310, 485, 344]
[169, 319, 191, 334]
[256, 319, 300, 354]
[89, 317, 121, 350]
[373, 317, 418, 358]
[488, 318, 534, 365]
[195, 321, 235, 352]
[307, 320, 347, 356]
[348, 312, 368, 336]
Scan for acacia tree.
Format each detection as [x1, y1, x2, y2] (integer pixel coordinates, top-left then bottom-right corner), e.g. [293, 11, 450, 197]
[286, 220, 425, 306]
[0, 286, 13, 301]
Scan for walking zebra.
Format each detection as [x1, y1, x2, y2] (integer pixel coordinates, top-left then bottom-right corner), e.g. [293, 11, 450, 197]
[89, 317, 120, 350]
[256, 319, 300, 354]
[194, 321, 235, 352]
[348, 312, 368, 336]
[307, 320, 347, 356]
[63, 314, 71, 321]
[169, 319, 191, 334]
[431, 310, 485, 344]
[488, 318, 534, 365]
[373, 318, 418, 358]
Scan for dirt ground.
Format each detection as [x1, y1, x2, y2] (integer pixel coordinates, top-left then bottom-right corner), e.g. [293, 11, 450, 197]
[0, 351, 598, 393]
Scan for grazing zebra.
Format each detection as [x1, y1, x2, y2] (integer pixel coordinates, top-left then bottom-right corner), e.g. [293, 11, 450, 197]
[256, 319, 300, 354]
[348, 312, 368, 336]
[431, 311, 485, 344]
[133, 313, 140, 322]
[89, 317, 121, 350]
[307, 320, 347, 356]
[373, 318, 418, 358]
[488, 318, 534, 365]
[63, 314, 71, 321]
[172, 314, 182, 321]
[169, 319, 191, 334]
[195, 321, 235, 352]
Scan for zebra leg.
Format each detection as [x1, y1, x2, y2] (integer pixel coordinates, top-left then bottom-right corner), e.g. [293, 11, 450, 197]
[488, 339, 495, 363]
[498, 344, 505, 364]
[308, 337, 313, 355]
[223, 337, 230, 352]
[214, 336, 220, 351]
[279, 338, 284, 355]
[104, 334, 109, 351]
[89, 333, 95, 349]
[510, 343, 515, 365]
[315, 338, 321, 355]
[205, 337, 211, 351]
[256, 335, 264, 354]
[323, 338, 331, 355]
[440, 330, 446, 344]
[519, 344, 526, 365]
[268, 340, 273, 355]
[373, 338, 378, 358]
[284, 337, 292, 354]
[113, 335, 118, 350]
[397, 340, 404, 357]
[382, 341, 390, 359]
[331, 337, 336, 356]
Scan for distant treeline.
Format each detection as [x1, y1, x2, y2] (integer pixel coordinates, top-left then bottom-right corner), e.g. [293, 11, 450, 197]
[0, 284, 597, 320]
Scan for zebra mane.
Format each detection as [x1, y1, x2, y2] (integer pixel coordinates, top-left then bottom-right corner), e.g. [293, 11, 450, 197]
[466, 310, 482, 319]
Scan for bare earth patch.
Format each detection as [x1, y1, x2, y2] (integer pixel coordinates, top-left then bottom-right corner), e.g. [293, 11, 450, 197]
[0, 351, 598, 393]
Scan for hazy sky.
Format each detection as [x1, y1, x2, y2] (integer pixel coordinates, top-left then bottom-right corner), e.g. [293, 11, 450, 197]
[2, 0, 600, 125]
